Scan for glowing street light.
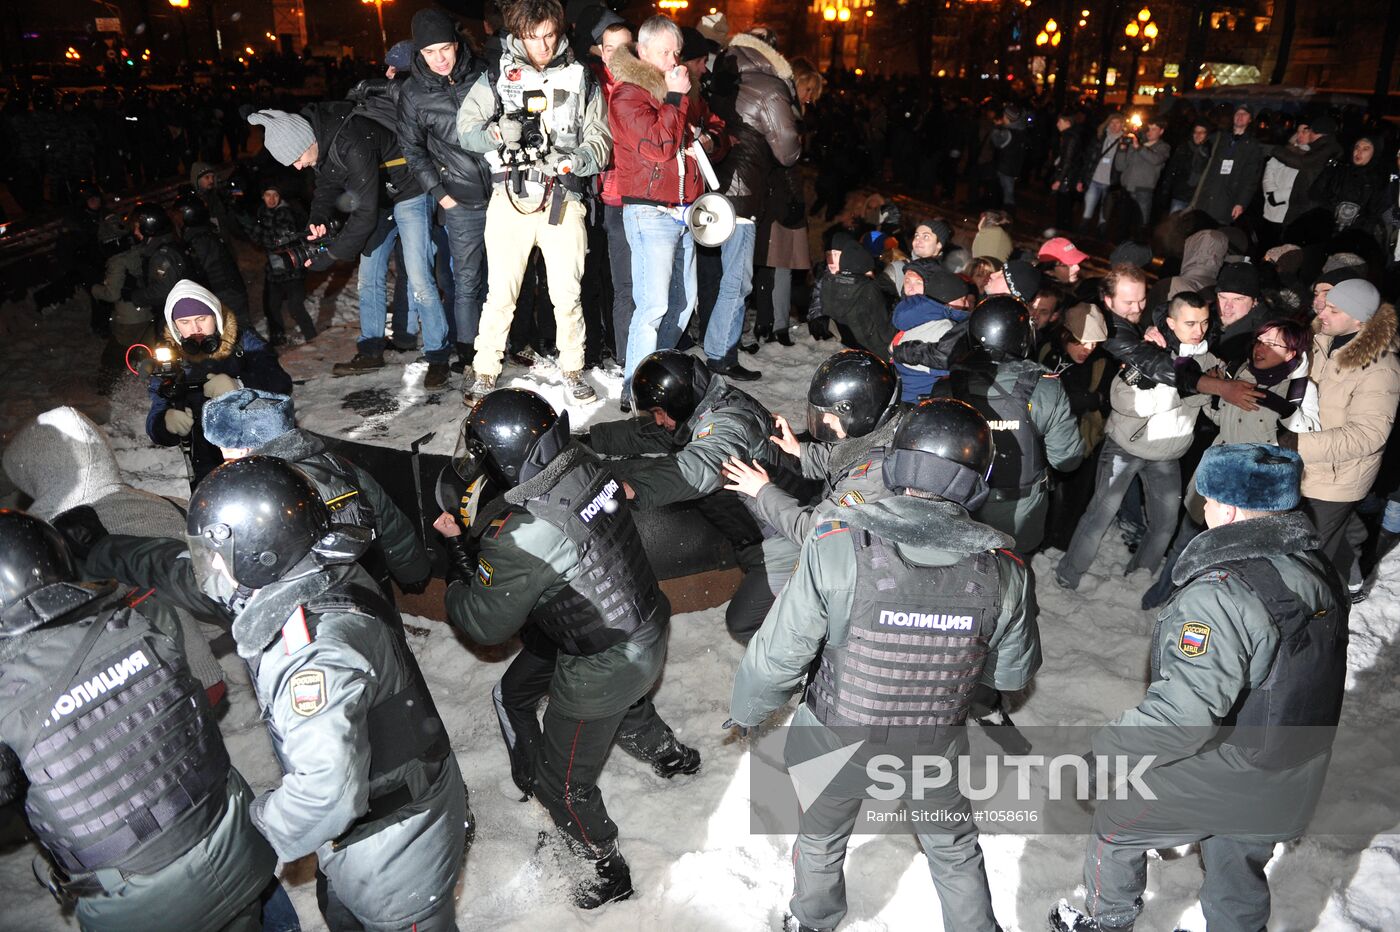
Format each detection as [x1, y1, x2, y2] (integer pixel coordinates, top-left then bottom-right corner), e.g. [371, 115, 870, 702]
[361, 0, 393, 58]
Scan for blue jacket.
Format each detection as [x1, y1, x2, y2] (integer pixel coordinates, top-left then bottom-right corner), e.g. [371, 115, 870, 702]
[891, 295, 969, 401]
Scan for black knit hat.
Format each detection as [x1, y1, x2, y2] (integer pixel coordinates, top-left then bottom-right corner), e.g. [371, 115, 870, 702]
[412, 9, 458, 51]
[1215, 261, 1261, 299]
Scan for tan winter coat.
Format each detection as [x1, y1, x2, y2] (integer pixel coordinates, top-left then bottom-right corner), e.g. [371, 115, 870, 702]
[1297, 303, 1400, 502]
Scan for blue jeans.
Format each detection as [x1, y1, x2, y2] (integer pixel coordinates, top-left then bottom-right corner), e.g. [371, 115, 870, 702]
[443, 202, 488, 346]
[1056, 438, 1181, 588]
[703, 221, 757, 365]
[357, 194, 450, 361]
[997, 172, 1017, 207]
[1082, 180, 1111, 224]
[623, 204, 696, 385]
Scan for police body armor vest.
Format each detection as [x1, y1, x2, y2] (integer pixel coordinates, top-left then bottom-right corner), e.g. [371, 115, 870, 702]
[296, 452, 377, 534]
[298, 581, 451, 847]
[806, 530, 1002, 732]
[1170, 553, 1347, 771]
[949, 364, 1047, 491]
[21, 591, 229, 877]
[523, 458, 666, 656]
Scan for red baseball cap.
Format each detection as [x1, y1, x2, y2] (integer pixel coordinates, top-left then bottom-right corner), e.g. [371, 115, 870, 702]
[1039, 236, 1089, 266]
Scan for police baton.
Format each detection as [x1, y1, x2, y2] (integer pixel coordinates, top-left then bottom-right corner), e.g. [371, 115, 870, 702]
[409, 431, 436, 547]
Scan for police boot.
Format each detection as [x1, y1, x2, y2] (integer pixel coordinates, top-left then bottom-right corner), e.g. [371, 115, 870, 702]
[572, 840, 634, 910]
[1048, 899, 1134, 932]
[651, 738, 701, 779]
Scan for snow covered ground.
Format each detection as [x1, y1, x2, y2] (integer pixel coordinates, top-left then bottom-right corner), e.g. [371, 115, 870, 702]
[2, 271, 1398, 932]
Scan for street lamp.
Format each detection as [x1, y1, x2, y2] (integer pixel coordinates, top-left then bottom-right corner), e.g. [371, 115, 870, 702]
[810, 1, 874, 70]
[1123, 6, 1157, 105]
[362, 0, 393, 59]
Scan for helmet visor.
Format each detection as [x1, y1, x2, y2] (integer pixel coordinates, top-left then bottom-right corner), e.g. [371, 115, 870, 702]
[185, 528, 237, 603]
[451, 423, 490, 487]
[807, 402, 845, 443]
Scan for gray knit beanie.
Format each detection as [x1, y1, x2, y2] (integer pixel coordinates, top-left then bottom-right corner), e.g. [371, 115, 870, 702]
[247, 109, 316, 166]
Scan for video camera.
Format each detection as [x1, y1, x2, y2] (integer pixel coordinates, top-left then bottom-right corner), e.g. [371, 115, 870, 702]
[500, 89, 550, 197]
[269, 218, 344, 275]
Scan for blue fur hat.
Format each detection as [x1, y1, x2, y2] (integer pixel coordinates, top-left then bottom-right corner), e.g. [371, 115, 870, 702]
[1196, 443, 1302, 511]
[202, 389, 295, 450]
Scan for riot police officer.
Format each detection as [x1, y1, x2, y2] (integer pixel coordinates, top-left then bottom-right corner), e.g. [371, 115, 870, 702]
[721, 349, 902, 640]
[129, 202, 197, 323]
[0, 510, 277, 931]
[937, 295, 1083, 555]
[729, 398, 1041, 932]
[1052, 443, 1348, 932]
[73, 458, 470, 932]
[436, 389, 699, 910]
[201, 388, 432, 602]
[586, 349, 806, 638]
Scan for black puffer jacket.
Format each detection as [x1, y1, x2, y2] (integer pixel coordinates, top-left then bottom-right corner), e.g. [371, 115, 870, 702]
[398, 40, 492, 209]
[302, 100, 422, 263]
[708, 34, 802, 218]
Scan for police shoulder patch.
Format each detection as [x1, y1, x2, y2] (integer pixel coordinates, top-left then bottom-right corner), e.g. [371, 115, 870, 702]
[288, 668, 327, 717]
[1178, 621, 1211, 658]
[837, 490, 865, 507]
[477, 557, 494, 587]
[815, 520, 849, 538]
[849, 459, 873, 478]
[694, 424, 714, 439]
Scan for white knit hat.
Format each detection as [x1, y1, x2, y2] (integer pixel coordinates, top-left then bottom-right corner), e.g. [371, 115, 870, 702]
[247, 109, 316, 166]
[164, 279, 224, 339]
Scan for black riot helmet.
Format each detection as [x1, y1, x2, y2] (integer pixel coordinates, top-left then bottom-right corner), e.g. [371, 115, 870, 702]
[186, 456, 334, 592]
[630, 350, 712, 426]
[454, 388, 570, 490]
[0, 510, 78, 619]
[172, 193, 210, 228]
[807, 349, 900, 442]
[968, 294, 1034, 360]
[131, 202, 173, 239]
[882, 398, 994, 510]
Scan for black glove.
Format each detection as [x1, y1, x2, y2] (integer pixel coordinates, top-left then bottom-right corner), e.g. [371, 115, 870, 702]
[305, 249, 336, 273]
[443, 536, 478, 586]
[397, 574, 432, 595]
[1256, 391, 1299, 420]
[1275, 425, 1299, 451]
[52, 505, 109, 562]
[808, 316, 832, 341]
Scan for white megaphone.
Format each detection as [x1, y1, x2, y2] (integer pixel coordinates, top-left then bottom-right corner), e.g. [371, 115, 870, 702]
[684, 141, 736, 247]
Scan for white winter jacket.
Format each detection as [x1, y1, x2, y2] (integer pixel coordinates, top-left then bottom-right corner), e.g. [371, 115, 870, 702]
[1105, 343, 1217, 461]
[1203, 353, 1322, 443]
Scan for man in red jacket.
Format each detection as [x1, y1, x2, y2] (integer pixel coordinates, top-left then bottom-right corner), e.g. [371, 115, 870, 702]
[607, 15, 726, 404]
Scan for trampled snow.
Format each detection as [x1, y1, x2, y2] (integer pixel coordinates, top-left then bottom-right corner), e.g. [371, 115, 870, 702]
[1, 272, 1397, 931]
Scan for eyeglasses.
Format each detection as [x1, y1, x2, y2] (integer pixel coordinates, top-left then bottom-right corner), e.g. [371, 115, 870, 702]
[1254, 338, 1288, 350]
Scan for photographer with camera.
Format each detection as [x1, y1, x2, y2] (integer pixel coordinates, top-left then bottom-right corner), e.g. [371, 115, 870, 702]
[146, 280, 293, 486]
[246, 181, 319, 345]
[456, 0, 612, 404]
[248, 103, 455, 387]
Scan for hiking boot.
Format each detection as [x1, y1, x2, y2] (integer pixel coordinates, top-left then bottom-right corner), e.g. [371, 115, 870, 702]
[465, 373, 496, 405]
[562, 371, 598, 403]
[651, 740, 701, 779]
[572, 842, 633, 910]
[424, 362, 450, 389]
[332, 353, 385, 377]
[510, 346, 542, 368]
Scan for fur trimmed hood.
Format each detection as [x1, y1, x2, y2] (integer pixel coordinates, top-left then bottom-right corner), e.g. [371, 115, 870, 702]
[608, 45, 667, 101]
[1173, 510, 1320, 585]
[1315, 302, 1398, 371]
[505, 441, 593, 505]
[725, 33, 792, 82]
[839, 496, 1014, 554]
